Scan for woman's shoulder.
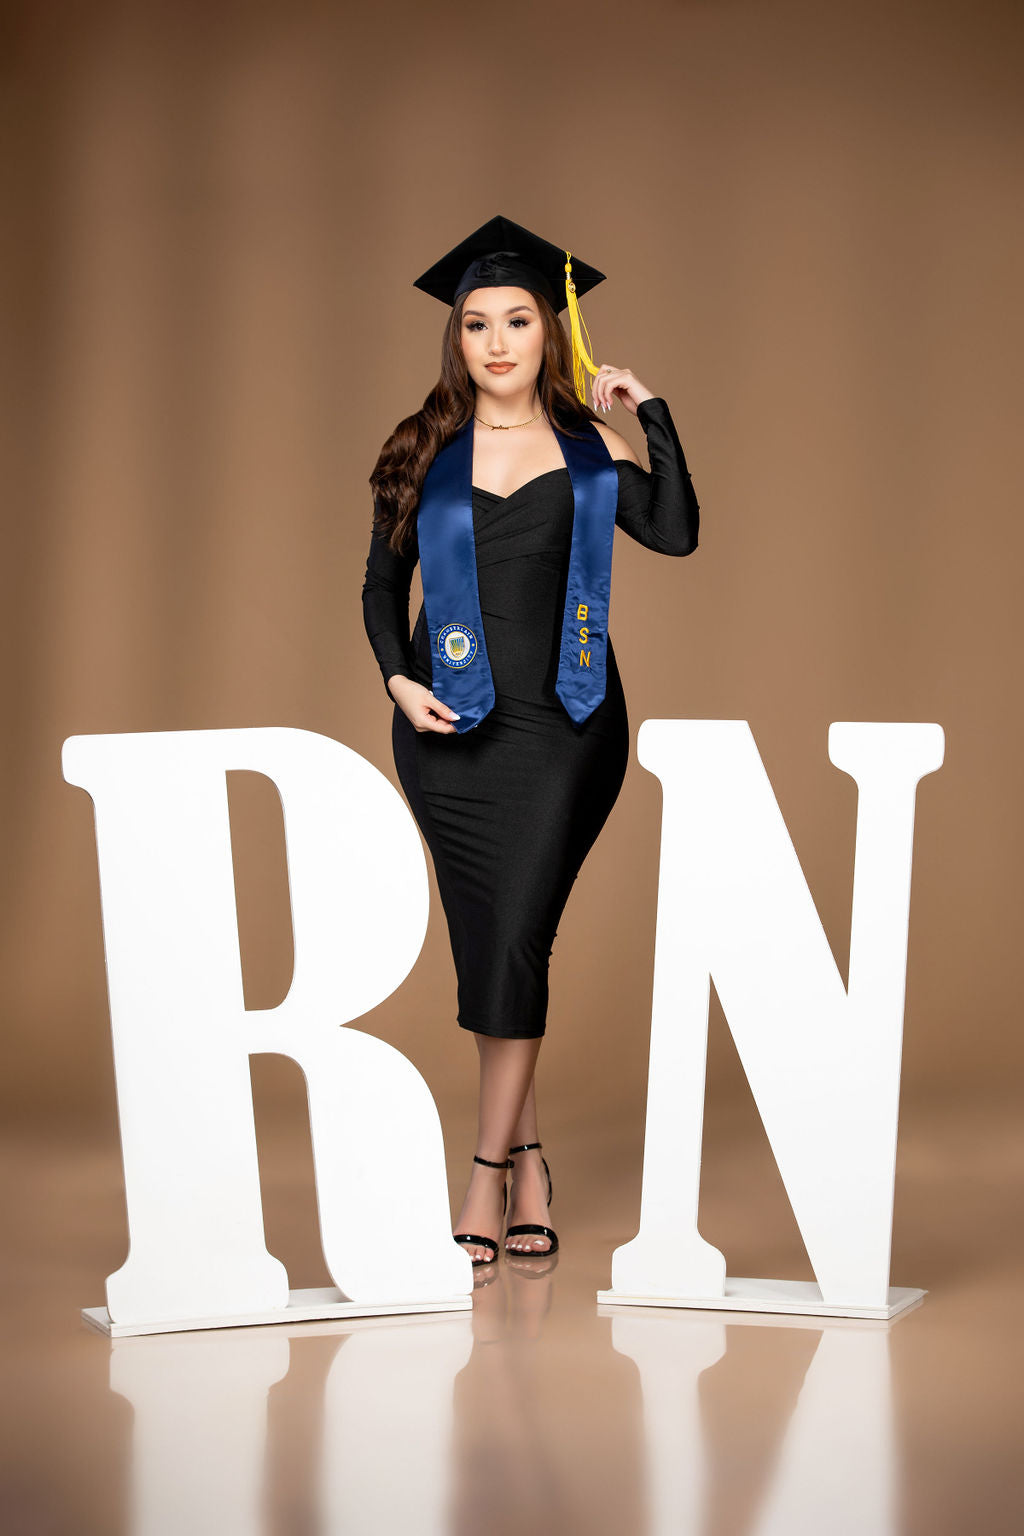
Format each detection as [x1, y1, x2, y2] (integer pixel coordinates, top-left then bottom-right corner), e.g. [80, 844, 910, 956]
[591, 417, 643, 467]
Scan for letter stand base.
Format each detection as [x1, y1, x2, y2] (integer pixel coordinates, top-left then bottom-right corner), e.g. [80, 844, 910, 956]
[596, 1278, 925, 1322]
[81, 1285, 473, 1338]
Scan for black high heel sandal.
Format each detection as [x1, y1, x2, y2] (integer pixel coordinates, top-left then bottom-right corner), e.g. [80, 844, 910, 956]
[504, 1140, 559, 1255]
[453, 1153, 513, 1265]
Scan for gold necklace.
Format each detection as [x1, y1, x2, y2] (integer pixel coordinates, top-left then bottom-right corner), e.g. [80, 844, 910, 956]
[474, 405, 545, 431]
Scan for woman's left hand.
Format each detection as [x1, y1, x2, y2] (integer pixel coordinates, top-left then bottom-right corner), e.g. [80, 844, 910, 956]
[591, 365, 656, 417]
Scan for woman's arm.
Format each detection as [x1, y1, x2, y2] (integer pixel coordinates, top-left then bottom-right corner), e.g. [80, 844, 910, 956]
[361, 506, 418, 693]
[360, 504, 460, 733]
[610, 396, 700, 556]
[589, 366, 700, 556]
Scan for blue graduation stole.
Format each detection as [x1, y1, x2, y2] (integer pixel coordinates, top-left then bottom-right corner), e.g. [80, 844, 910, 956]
[417, 416, 618, 734]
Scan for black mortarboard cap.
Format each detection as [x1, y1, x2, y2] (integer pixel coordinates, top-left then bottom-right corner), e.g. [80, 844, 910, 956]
[412, 214, 606, 315]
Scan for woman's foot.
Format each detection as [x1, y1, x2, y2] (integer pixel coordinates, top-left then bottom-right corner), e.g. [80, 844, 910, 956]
[453, 1156, 510, 1264]
[505, 1144, 554, 1254]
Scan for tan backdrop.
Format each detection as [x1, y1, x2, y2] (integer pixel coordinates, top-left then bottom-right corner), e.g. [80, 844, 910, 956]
[3, 0, 1020, 1192]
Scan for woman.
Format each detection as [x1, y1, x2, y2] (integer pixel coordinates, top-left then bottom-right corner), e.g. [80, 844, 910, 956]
[362, 215, 699, 1265]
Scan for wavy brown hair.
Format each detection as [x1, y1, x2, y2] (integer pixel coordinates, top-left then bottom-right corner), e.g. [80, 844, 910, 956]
[369, 289, 604, 555]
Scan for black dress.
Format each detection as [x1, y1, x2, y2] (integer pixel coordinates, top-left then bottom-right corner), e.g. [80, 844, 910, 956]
[361, 396, 699, 1039]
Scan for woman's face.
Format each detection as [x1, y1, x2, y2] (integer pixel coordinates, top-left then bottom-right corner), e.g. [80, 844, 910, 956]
[459, 286, 545, 397]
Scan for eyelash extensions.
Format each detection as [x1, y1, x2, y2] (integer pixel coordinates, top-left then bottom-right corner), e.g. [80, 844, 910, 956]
[465, 317, 530, 331]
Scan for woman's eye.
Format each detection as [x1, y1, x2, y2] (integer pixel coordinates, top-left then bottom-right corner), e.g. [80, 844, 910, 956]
[465, 317, 529, 332]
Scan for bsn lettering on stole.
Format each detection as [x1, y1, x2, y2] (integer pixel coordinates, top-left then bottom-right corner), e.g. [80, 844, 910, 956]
[577, 603, 590, 668]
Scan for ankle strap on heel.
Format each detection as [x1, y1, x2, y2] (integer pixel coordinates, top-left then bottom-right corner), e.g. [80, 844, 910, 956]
[474, 1153, 514, 1169]
[507, 1141, 553, 1209]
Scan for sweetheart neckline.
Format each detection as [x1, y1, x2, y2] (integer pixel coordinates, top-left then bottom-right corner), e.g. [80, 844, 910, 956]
[472, 459, 637, 502]
[471, 467, 569, 502]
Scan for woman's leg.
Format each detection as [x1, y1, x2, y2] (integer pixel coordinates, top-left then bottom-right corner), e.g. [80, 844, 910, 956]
[453, 1034, 542, 1262]
[505, 1075, 556, 1253]
[509, 1074, 538, 1146]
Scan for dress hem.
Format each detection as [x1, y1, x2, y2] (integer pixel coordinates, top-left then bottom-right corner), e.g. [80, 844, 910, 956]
[457, 1015, 546, 1041]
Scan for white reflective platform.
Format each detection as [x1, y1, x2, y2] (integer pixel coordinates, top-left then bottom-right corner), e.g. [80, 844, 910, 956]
[81, 1284, 472, 1338]
[596, 1279, 926, 1321]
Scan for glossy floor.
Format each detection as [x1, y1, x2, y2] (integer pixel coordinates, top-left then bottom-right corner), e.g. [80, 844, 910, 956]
[1, 1098, 1021, 1535]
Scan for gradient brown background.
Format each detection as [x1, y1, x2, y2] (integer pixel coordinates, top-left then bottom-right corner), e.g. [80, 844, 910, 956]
[3, 4, 1023, 1531]
[2, 0, 1021, 1270]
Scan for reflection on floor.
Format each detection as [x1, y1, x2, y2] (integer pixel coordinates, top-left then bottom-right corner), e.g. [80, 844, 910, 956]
[1, 1099, 1021, 1535]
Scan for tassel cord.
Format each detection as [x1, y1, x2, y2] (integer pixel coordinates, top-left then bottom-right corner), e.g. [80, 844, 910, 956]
[564, 251, 602, 404]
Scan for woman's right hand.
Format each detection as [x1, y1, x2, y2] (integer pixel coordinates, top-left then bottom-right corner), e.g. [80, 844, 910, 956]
[388, 675, 460, 734]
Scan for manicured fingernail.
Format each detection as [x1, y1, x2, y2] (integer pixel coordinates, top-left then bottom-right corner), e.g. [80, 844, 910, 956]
[450, 712, 461, 720]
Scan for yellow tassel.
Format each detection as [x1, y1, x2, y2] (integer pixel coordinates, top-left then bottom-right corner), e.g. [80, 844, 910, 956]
[564, 251, 601, 405]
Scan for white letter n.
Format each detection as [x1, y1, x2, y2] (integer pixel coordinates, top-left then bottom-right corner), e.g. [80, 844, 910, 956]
[610, 719, 944, 1311]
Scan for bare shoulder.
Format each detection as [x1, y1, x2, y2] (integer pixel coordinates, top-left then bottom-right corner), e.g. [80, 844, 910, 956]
[592, 417, 643, 466]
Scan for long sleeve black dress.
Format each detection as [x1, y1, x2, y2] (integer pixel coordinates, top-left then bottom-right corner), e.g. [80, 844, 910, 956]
[361, 395, 699, 1040]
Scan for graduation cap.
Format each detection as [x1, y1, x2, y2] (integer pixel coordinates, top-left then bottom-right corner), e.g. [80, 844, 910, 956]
[413, 214, 606, 403]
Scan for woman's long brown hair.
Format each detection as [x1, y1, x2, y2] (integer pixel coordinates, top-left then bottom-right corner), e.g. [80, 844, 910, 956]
[368, 290, 604, 555]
